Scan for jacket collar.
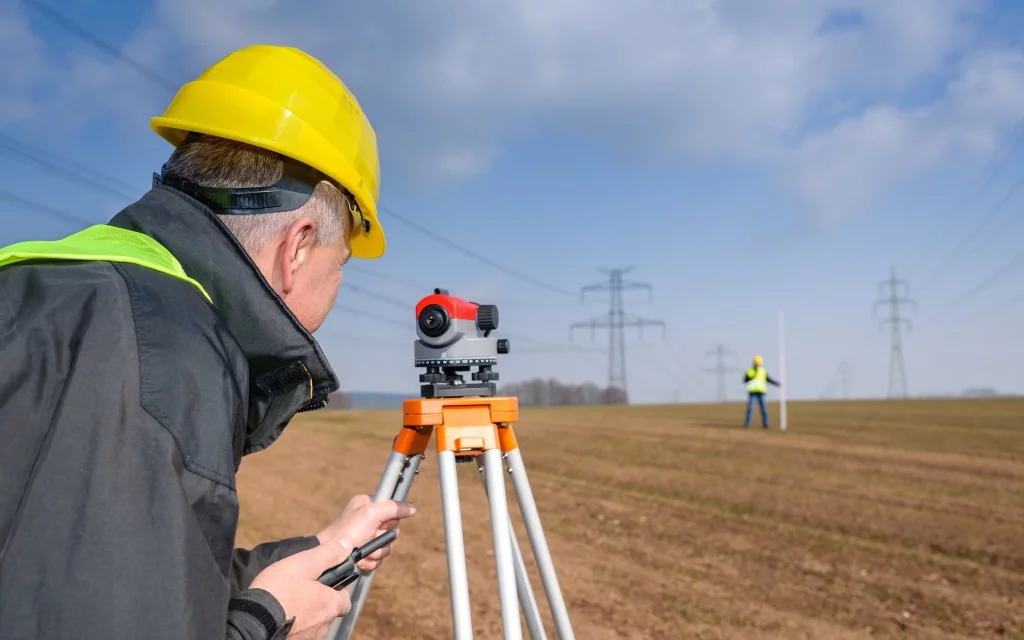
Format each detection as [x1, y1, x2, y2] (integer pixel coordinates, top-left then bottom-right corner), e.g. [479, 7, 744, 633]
[108, 185, 340, 457]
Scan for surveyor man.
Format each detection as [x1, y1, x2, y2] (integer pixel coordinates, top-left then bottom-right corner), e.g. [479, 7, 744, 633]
[742, 355, 781, 429]
[0, 45, 416, 640]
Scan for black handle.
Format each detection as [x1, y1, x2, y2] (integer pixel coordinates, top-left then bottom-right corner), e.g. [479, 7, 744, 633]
[317, 529, 399, 589]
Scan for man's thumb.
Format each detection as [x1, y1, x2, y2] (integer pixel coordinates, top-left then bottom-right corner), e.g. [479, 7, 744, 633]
[302, 538, 353, 576]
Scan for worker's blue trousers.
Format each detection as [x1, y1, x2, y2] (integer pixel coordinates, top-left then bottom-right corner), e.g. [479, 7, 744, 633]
[745, 393, 768, 429]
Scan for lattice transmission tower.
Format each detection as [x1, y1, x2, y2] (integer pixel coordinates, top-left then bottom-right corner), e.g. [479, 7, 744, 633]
[569, 267, 664, 404]
[702, 344, 738, 402]
[873, 266, 916, 398]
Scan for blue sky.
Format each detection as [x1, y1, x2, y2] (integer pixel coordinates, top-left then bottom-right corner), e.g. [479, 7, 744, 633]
[2, 0, 1024, 403]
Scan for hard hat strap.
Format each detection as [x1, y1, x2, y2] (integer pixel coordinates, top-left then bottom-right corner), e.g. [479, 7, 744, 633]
[153, 156, 373, 236]
[153, 156, 323, 215]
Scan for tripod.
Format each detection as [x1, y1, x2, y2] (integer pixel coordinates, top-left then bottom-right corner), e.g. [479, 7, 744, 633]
[327, 394, 574, 639]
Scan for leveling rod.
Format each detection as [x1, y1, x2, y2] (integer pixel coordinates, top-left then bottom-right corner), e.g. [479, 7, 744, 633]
[327, 289, 574, 640]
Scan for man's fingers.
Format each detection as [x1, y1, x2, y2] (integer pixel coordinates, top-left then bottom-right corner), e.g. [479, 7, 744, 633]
[348, 494, 372, 510]
[300, 538, 353, 577]
[380, 518, 402, 532]
[363, 544, 392, 563]
[331, 587, 353, 617]
[356, 558, 380, 572]
[356, 547, 391, 571]
[368, 500, 416, 525]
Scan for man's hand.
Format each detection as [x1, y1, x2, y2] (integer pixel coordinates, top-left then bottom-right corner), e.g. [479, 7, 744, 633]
[248, 539, 356, 640]
[316, 495, 417, 571]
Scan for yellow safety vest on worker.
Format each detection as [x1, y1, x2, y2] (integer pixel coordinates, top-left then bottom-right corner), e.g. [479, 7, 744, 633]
[0, 224, 212, 303]
[746, 366, 768, 394]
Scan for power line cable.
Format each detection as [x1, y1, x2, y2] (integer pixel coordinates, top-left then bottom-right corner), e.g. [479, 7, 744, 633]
[0, 133, 138, 200]
[939, 247, 1024, 311]
[342, 282, 410, 311]
[930, 290, 1024, 329]
[339, 279, 600, 353]
[332, 303, 411, 330]
[2, 11, 608, 371]
[330, 305, 588, 354]
[917, 169, 1024, 292]
[963, 292, 1024, 323]
[343, 264, 427, 292]
[14, 6, 585, 304]
[0, 189, 94, 226]
[0, 132, 137, 190]
[0, 145, 595, 354]
[642, 300, 710, 400]
[316, 328, 406, 348]
[909, 116, 1024, 276]
[24, 0, 179, 92]
[701, 344, 738, 403]
[379, 206, 579, 299]
[845, 315, 879, 393]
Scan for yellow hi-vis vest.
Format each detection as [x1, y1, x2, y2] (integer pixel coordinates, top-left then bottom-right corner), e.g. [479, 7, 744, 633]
[746, 366, 768, 394]
[0, 224, 212, 303]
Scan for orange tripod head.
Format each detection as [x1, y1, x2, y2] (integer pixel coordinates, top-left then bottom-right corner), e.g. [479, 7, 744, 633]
[415, 288, 510, 399]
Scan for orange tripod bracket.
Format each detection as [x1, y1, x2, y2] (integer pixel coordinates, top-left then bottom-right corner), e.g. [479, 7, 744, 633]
[395, 396, 520, 458]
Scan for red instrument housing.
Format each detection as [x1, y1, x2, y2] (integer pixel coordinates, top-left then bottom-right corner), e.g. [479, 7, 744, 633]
[415, 293, 478, 321]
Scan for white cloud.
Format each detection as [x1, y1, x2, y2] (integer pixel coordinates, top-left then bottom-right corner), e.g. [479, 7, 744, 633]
[786, 48, 1024, 225]
[4, 0, 1018, 222]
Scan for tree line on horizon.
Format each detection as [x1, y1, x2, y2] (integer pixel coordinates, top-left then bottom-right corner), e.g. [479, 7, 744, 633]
[325, 377, 628, 410]
[498, 377, 628, 406]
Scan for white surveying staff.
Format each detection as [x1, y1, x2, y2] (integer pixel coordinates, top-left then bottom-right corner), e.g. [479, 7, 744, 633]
[778, 309, 787, 432]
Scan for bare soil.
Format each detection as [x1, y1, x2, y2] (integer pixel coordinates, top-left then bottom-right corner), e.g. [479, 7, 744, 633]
[235, 397, 1024, 639]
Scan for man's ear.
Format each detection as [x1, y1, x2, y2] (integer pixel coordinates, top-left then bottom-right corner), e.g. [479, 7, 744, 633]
[280, 216, 318, 295]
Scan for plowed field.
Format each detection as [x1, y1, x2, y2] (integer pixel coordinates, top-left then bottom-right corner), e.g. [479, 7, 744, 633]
[235, 398, 1024, 639]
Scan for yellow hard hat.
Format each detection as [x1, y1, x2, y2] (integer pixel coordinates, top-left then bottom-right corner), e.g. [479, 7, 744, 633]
[150, 44, 385, 259]
[753, 355, 763, 365]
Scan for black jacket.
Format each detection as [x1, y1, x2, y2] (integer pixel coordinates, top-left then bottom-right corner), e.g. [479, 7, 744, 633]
[0, 185, 342, 638]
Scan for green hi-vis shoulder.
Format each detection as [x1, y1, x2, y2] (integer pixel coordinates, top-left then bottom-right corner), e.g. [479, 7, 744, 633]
[0, 224, 212, 304]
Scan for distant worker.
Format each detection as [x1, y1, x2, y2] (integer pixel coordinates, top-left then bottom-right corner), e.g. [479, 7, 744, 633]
[743, 355, 781, 429]
[0, 45, 416, 639]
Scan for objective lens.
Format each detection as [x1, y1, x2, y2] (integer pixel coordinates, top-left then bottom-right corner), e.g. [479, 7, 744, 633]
[418, 304, 450, 337]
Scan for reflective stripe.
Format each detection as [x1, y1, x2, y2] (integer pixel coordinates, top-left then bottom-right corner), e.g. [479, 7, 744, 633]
[0, 224, 212, 304]
[746, 366, 767, 393]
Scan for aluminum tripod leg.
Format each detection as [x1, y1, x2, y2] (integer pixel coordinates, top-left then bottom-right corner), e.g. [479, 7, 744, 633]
[482, 449, 523, 639]
[438, 450, 474, 639]
[328, 451, 422, 640]
[508, 516, 547, 640]
[506, 449, 574, 640]
[478, 460, 547, 640]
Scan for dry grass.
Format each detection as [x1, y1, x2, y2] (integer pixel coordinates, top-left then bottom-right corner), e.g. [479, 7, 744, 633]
[236, 397, 1024, 639]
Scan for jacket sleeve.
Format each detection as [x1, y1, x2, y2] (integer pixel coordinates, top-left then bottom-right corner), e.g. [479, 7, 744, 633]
[225, 589, 295, 639]
[231, 536, 320, 592]
[0, 262, 281, 640]
[767, 374, 780, 386]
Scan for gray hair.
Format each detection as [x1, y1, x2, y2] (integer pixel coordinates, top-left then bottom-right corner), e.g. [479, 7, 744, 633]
[163, 133, 349, 252]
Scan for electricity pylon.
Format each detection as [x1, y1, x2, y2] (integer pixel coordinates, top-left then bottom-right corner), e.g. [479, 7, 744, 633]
[702, 344, 738, 402]
[874, 266, 915, 398]
[839, 360, 852, 399]
[569, 267, 664, 404]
